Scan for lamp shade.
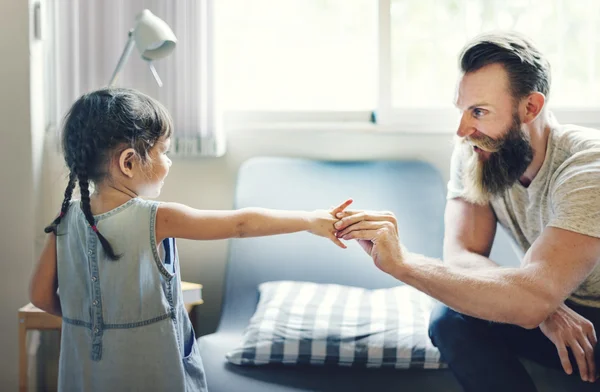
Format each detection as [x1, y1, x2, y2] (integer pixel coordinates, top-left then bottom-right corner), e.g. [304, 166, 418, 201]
[133, 9, 177, 61]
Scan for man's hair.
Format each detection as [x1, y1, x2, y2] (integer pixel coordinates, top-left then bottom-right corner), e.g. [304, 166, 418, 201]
[459, 31, 551, 100]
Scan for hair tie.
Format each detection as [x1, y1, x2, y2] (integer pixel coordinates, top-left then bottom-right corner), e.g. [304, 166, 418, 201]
[59, 212, 65, 218]
[91, 225, 98, 233]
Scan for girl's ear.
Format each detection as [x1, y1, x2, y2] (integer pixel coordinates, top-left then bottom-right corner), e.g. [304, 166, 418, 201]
[118, 148, 137, 178]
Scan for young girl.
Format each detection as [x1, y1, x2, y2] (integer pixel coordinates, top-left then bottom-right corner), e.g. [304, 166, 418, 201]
[29, 88, 351, 391]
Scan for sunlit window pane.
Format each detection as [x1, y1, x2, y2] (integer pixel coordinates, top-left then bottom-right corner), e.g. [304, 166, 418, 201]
[391, 0, 600, 108]
[215, 0, 377, 111]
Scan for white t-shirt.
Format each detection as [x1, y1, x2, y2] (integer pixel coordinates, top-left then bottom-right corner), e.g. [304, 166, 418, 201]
[448, 124, 600, 308]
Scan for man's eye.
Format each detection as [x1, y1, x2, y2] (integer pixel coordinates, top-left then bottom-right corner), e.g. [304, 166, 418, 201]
[473, 108, 485, 118]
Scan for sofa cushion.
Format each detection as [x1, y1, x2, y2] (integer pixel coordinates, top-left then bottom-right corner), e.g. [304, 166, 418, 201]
[226, 280, 446, 369]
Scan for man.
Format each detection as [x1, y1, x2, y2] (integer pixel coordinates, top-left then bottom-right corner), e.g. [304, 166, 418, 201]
[334, 31, 600, 391]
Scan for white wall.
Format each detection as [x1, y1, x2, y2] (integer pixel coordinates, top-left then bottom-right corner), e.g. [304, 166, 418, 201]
[46, 128, 455, 336]
[0, 0, 45, 388]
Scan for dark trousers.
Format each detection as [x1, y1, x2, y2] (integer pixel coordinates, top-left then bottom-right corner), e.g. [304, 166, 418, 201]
[429, 302, 600, 392]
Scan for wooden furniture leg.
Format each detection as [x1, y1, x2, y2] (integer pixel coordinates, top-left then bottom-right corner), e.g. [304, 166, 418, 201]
[19, 317, 27, 392]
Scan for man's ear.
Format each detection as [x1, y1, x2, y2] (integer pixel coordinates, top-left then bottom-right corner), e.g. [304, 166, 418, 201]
[118, 148, 137, 178]
[521, 92, 546, 124]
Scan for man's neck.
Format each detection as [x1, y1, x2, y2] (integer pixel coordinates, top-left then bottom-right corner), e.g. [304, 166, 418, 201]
[519, 112, 556, 187]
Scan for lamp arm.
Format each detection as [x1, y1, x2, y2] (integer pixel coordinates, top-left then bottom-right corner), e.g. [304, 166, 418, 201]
[108, 29, 136, 87]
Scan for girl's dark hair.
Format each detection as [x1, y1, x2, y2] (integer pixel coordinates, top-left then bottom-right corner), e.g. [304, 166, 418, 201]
[45, 87, 173, 260]
[459, 31, 551, 101]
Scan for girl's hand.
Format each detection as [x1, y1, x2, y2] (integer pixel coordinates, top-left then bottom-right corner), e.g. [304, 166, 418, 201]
[308, 199, 353, 248]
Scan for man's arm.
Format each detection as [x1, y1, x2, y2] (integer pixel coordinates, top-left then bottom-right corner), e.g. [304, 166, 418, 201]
[416, 227, 599, 328]
[444, 198, 598, 381]
[337, 216, 600, 329]
[443, 198, 499, 269]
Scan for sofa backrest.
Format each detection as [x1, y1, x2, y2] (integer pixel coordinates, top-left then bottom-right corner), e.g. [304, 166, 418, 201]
[217, 157, 519, 332]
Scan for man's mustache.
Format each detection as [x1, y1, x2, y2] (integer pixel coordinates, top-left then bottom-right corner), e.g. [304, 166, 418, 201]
[464, 134, 503, 153]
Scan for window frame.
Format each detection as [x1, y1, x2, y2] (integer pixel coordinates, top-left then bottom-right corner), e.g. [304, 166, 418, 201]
[223, 0, 600, 132]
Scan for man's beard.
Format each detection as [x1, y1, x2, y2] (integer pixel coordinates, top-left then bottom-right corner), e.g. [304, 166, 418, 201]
[460, 112, 534, 205]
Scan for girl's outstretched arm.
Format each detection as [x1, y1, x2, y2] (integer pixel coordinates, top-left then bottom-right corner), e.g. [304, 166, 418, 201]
[30, 233, 62, 316]
[155, 199, 353, 248]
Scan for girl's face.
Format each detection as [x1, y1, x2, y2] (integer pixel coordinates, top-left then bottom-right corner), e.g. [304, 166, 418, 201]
[138, 136, 172, 198]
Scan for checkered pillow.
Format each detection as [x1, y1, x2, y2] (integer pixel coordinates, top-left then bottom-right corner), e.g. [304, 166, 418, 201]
[226, 281, 446, 369]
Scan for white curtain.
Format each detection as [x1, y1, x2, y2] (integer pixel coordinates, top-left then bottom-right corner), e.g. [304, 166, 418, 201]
[45, 0, 223, 157]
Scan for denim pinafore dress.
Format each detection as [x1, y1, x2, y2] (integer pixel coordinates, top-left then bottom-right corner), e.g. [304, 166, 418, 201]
[56, 198, 207, 391]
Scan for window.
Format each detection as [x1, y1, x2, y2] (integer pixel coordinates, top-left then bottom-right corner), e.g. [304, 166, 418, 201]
[215, 0, 377, 111]
[389, 0, 600, 110]
[217, 0, 600, 128]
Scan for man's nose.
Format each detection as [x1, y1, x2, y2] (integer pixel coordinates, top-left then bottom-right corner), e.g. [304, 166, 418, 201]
[456, 115, 476, 138]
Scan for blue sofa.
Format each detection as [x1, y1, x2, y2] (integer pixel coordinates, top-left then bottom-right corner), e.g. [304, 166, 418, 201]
[197, 157, 596, 391]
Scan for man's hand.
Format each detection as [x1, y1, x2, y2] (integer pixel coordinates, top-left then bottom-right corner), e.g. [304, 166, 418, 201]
[540, 304, 598, 382]
[334, 210, 407, 275]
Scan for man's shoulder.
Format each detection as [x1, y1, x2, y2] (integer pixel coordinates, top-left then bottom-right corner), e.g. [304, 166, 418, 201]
[548, 125, 600, 178]
[552, 124, 600, 155]
[547, 132, 600, 197]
